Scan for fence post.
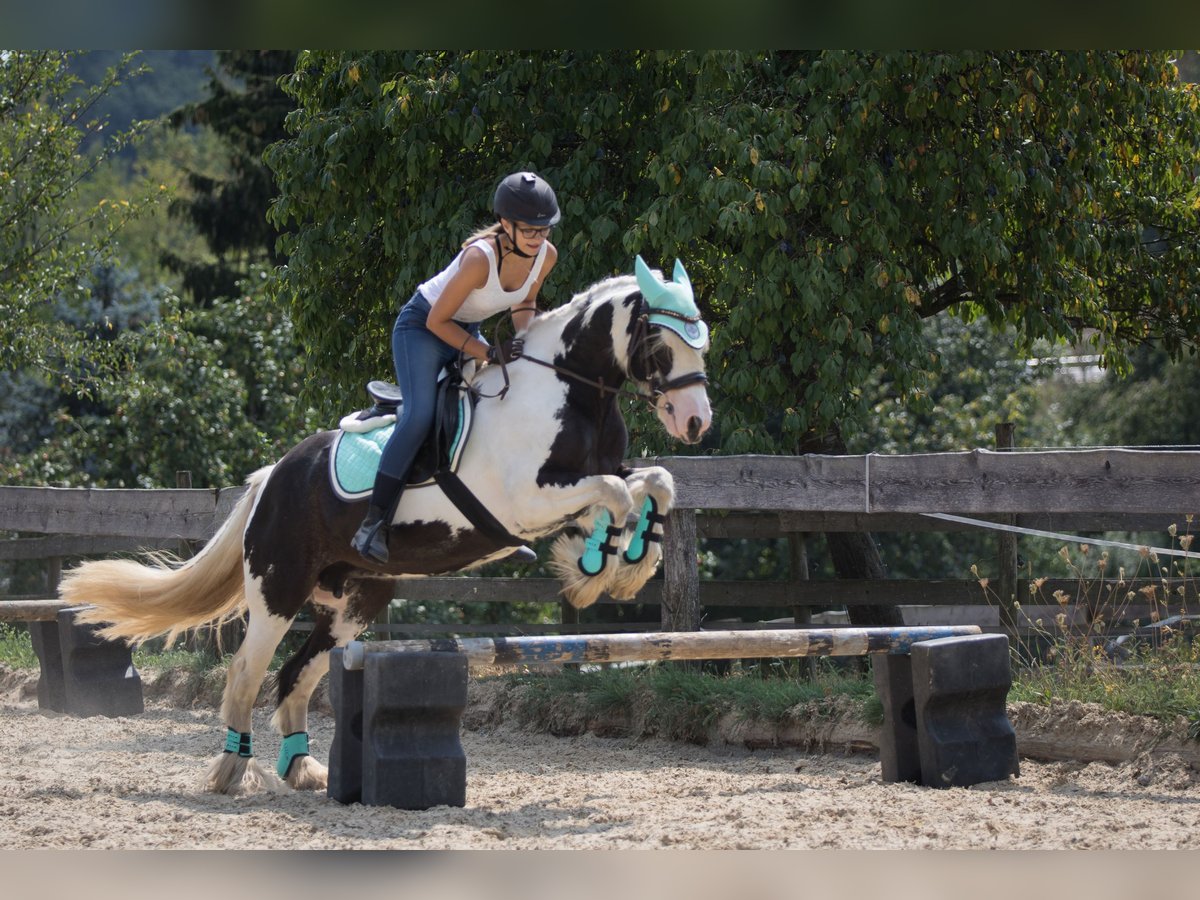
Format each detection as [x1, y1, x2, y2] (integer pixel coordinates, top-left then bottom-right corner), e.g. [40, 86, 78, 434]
[45, 556, 62, 596]
[788, 532, 818, 679]
[661, 508, 700, 632]
[995, 424, 1019, 637]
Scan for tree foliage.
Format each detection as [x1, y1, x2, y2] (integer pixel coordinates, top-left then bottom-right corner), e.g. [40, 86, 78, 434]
[1057, 343, 1200, 449]
[267, 51, 1200, 455]
[163, 50, 295, 306]
[0, 265, 314, 489]
[0, 50, 159, 389]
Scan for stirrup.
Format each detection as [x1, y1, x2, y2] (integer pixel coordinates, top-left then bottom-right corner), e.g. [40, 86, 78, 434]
[352, 506, 390, 564]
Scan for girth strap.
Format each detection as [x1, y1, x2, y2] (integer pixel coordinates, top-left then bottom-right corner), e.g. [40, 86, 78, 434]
[433, 469, 526, 548]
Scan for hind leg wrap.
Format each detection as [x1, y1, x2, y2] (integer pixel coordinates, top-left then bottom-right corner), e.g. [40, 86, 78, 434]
[224, 728, 254, 758]
[277, 732, 310, 779]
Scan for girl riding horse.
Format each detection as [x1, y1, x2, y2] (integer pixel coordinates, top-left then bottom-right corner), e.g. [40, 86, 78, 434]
[352, 171, 561, 564]
[61, 254, 712, 796]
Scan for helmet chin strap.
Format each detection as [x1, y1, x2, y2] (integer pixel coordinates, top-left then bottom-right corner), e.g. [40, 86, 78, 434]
[504, 222, 536, 258]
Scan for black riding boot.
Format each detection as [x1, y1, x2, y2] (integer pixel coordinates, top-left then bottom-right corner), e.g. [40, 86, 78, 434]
[351, 504, 390, 564]
[352, 471, 406, 564]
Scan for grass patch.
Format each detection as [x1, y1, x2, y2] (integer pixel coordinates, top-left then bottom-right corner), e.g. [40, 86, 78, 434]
[0, 624, 38, 669]
[506, 662, 877, 742]
[3, 614, 1197, 742]
[132, 644, 224, 672]
[1009, 634, 1200, 734]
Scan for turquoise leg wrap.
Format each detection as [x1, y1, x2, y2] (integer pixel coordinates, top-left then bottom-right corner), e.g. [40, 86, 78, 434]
[623, 496, 665, 564]
[224, 727, 253, 758]
[277, 732, 310, 779]
[578, 510, 622, 576]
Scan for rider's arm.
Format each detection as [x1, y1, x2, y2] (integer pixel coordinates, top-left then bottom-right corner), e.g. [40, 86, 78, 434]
[426, 248, 491, 361]
[510, 242, 558, 334]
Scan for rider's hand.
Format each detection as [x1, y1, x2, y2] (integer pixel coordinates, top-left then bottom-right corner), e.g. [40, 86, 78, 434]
[485, 339, 524, 365]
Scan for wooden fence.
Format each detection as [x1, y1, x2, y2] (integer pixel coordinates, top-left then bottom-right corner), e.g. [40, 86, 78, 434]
[3, 447, 1200, 638]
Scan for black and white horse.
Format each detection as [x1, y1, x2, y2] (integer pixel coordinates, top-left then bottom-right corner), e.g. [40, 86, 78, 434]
[61, 259, 712, 795]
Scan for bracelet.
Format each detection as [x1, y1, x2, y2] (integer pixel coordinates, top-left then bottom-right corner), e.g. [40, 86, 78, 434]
[459, 334, 473, 354]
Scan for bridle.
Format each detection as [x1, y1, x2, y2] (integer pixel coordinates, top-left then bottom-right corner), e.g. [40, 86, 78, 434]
[512, 291, 708, 414]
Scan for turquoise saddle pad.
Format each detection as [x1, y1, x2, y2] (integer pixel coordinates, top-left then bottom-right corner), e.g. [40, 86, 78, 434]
[328, 384, 472, 501]
[331, 422, 397, 499]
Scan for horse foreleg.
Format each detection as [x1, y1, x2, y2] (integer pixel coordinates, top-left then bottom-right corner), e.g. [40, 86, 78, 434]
[205, 570, 294, 795]
[271, 579, 395, 791]
[537, 474, 637, 609]
[607, 466, 676, 600]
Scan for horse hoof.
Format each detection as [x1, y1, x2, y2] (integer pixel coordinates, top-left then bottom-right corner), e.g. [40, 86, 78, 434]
[286, 755, 329, 792]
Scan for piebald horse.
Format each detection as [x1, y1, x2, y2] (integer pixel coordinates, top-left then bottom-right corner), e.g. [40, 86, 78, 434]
[60, 257, 712, 795]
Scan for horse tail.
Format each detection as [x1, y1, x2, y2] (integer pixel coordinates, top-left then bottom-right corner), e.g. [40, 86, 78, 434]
[64, 465, 274, 646]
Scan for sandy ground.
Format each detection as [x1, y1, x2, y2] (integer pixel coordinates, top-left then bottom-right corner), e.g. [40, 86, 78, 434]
[2, 667, 1200, 850]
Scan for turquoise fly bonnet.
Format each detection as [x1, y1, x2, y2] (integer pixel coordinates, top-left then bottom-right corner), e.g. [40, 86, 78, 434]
[634, 255, 709, 349]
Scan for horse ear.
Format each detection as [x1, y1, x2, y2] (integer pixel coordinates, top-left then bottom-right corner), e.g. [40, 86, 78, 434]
[673, 259, 692, 292]
[635, 255, 667, 304]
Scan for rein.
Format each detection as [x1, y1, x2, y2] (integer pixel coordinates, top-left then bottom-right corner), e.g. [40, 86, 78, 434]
[475, 291, 708, 412]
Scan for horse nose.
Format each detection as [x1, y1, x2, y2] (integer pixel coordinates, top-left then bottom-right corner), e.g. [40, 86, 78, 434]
[686, 415, 703, 443]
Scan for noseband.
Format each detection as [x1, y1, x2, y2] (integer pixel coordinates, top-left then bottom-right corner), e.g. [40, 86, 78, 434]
[513, 292, 707, 412]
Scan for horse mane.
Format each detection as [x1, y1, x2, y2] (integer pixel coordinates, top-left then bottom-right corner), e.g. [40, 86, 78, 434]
[524, 272, 638, 341]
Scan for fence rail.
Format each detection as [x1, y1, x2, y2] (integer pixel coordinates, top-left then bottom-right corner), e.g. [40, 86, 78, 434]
[4, 448, 1200, 637]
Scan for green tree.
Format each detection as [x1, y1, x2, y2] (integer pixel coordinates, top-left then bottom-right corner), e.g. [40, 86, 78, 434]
[1058, 344, 1200, 449]
[0, 265, 315, 489]
[266, 51, 1200, 626]
[0, 50, 159, 389]
[267, 51, 1200, 449]
[65, 51, 214, 155]
[163, 50, 295, 306]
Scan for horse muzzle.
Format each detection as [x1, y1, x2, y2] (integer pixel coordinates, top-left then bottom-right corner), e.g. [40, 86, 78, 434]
[658, 384, 712, 445]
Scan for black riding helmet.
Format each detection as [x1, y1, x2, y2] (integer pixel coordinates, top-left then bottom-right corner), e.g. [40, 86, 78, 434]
[493, 172, 561, 227]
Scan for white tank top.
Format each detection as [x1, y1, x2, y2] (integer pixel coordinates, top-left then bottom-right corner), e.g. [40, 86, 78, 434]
[417, 237, 548, 323]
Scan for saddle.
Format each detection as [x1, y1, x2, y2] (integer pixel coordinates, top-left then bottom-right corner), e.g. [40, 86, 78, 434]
[329, 366, 475, 501]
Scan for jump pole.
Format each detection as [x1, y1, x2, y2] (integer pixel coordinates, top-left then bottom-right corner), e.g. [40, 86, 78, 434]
[341, 625, 984, 671]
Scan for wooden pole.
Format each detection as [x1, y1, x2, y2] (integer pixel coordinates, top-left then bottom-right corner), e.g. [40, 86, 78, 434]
[344, 625, 983, 671]
[0, 599, 76, 621]
[788, 532, 811, 625]
[45, 556, 62, 597]
[994, 424, 1020, 638]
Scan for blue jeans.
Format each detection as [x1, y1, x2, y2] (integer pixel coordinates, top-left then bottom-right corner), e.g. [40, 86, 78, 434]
[375, 292, 480, 482]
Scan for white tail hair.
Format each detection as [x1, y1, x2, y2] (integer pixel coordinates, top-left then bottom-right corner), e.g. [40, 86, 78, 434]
[64, 466, 274, 646]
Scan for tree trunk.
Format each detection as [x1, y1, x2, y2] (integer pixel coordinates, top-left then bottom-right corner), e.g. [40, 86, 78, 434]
[825, 530, 902, 626]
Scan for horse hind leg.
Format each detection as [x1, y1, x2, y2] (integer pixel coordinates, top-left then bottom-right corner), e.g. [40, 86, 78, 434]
[271, 577, 395, 791]
[204, 565, 296, 795]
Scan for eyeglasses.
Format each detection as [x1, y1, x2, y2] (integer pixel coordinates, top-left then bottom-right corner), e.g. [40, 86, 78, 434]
[515, 224, 552, 239]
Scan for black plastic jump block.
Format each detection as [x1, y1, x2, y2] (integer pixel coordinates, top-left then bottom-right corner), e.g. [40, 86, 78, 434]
[56, 605, 144, 718]
[29, 619, 68, 712]
[361, 651, 469, 810]
[327, 648, 365, 805]
[910, 633, 1019, 788]
[873, 652, 920, 784]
